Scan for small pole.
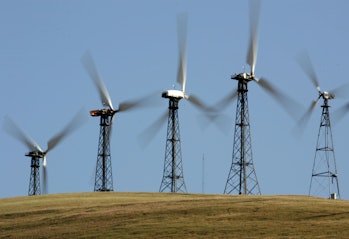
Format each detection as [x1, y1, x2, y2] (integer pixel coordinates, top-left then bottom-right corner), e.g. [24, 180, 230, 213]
[202, 154, 205, 194]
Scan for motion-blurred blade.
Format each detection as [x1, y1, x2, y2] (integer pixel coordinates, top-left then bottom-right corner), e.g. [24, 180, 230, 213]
[117, 100, 144, 112]
[42, 160, 48, 194]
[46, 108, 88, 153]
[81, 51, 114, 110]
[258, 78, 302, 120]
[138, 111, 168, 148]
[176, 13, 188, 93]
[246, 0, 260, 75]
[187, 94, 211, 112]
[328, 83, 349, 99]
[117, 92, 158, 113]
[3, 116, 43, 152]
[210, 90, 238, 112]
[197, 112, 231, 134]
[332, 102, 349, 124]
[298, 97, 320, 128]
[258, 78, 277, 95]
[297, 51, 321, 92]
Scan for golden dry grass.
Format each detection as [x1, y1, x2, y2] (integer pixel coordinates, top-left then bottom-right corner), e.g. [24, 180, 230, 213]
[1, 192, 349, 238]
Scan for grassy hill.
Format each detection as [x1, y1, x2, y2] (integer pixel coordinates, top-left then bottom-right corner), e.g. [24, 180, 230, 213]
[1, 192, 349, 238]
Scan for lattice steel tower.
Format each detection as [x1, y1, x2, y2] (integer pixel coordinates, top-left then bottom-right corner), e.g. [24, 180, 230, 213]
[309, 97, 340, 199]
[157, 14, 205, 193]
[3, 113, 86, 196]
[91, 110, 114, 192]
[223, 0, 264, 195]
[224, 77, 260, 195]
[82, 51, 151, 192]
[297, 51, 342, 199]
[222, 0, 295, 195]
[159, 95, 187, 193]
[27, 152, 43, 196]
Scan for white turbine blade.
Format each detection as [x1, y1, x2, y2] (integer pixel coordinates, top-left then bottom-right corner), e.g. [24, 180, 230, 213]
[176, 13, 188, 93]
[81, 51, 114, 110]
[3, 116, 43, 152]
[246, 0, 260, 75]
[42, 157, 48, 194]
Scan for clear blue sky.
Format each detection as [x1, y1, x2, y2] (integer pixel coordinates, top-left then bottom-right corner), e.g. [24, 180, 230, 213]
[1, 0, 349, 199]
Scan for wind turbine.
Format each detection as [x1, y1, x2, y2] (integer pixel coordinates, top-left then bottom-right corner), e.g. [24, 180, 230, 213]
[220, 0, 299, 195]
[82, 51, 154, 192]
[297, 51, 349, 199]
[140, 14, 210, 193]
[3, 111, 86, 196]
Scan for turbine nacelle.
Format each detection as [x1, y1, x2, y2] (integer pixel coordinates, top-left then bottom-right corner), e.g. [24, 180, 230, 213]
[162, 89, 187, 100]
[231, 72, 259, 82]
[90, 108, 116, 117]
[321, 91, 335, 100]
[25, 150, 45, 159]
